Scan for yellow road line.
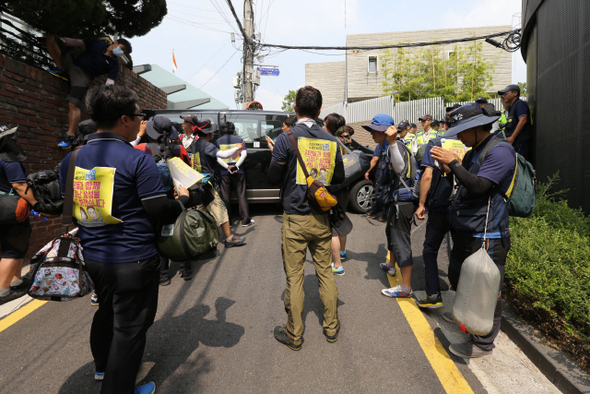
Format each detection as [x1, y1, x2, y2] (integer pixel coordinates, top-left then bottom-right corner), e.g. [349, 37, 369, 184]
[388, 263, 474, 394]
[0, 300, 47, 333]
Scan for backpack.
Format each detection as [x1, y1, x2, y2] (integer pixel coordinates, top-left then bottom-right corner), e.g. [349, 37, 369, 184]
[26, 168, 64, 215]
[147, 142, 174, 192]
[0, 191, 29, 225]
[157, 204, 219, 261]
[389, 142, 421, 203]
[478, 138, 536, 217]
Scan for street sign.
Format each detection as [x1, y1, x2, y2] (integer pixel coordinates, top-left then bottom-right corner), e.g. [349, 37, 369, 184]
[257, 67, 280, 76]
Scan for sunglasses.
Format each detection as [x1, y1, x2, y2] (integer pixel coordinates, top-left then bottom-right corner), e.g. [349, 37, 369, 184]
[128, 112, 146, 119]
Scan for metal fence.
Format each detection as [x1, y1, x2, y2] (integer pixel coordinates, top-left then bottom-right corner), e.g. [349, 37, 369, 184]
[323, 95, 524, 125]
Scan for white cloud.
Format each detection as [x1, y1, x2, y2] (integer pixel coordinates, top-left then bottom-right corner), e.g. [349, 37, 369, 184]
[253, 87, 284, 111]
[191, 69, 221, 90]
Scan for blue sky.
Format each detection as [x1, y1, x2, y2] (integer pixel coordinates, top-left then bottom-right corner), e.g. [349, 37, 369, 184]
[130, 0, 525, 110]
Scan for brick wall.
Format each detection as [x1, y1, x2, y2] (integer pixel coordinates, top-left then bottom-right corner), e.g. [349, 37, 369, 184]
[0, 54, 167, 261]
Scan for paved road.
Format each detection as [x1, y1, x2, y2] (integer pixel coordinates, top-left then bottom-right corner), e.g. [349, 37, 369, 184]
[0, 204, 560, 393]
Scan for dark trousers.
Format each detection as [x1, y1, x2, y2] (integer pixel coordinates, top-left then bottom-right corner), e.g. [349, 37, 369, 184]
[86, 254, 160, 394]
[219, 173, 250, 224]
[385, 202, 416, 268]
[422, 209, 452, 295]
[514, 140, 531, 162]
[449, 232, 510, 351]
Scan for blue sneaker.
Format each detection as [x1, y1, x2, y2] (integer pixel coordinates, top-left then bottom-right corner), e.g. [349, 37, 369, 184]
[94, 371, 105, 381]
[58, 134, 74, 149]
[331, 262, 345, 276]
[340, 251, 346, 261]
[381, 285, 413, 298]
[379, 262, 396, 276]
[47, 68, 69, 81]
[135, 382, 156, 394]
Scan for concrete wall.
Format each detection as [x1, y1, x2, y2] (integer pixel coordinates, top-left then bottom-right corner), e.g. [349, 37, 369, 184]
[0, 54, 167, 260]
[306, 26, 513, 107]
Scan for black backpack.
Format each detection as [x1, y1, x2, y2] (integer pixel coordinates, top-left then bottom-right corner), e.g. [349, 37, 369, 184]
[26, 168, 64, 215]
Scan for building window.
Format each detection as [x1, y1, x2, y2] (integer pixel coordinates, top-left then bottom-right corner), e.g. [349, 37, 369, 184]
[368, 56, 378, 73]
[445, 50, 456, 60]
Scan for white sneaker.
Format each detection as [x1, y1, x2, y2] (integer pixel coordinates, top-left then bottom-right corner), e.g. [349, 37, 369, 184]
[379, 262, 396, 276]
[242, 219, 255, 227]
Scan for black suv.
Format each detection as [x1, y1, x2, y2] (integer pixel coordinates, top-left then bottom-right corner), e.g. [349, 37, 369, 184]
[145, 109, 376, 213]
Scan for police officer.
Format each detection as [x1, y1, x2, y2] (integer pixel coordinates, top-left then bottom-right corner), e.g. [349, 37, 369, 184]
[430, 102, 515, 359]
[416, 114, 437, 147]
[498, 84, 532, 160]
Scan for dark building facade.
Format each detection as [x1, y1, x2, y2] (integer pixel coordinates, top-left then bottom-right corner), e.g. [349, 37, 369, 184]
[521, 0, 590, 213]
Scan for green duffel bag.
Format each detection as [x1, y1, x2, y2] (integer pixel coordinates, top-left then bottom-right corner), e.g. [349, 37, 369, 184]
[157, 205, 219, 261]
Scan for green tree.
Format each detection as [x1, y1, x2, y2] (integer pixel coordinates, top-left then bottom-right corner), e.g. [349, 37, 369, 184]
[281, 90, 296, 112]
[517, 82, 527, 96]
[1, 0, 167, 38]
[380, 40, 496, 102]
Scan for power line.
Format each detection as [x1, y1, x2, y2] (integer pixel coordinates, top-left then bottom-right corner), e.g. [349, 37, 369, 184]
[166, 14, 233, 33]
[224, 0, 251, 43]
[199, 49, 240, 89]
[255, 29, 518, 51]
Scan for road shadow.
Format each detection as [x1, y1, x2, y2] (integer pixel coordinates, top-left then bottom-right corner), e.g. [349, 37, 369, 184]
[349, 243, 390, 287]
[280, 271, 345, 329]
[59, 296, 244, 393]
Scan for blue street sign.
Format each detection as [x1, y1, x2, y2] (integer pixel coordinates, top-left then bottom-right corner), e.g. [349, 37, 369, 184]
[258, 67, 280, 76]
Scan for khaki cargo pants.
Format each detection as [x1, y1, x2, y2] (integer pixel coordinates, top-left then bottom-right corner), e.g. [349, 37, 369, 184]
[281, 210, 339, 345]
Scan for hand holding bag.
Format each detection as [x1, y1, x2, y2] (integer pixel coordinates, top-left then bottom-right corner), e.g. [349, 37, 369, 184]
[28, 150, 95, 301]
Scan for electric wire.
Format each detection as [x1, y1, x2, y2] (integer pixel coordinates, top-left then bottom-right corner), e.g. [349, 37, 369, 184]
[199, 49, 240, 89]
[167, 14, 233, 33]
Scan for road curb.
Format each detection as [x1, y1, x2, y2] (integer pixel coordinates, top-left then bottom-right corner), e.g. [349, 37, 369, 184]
[500, 300, 590, 394]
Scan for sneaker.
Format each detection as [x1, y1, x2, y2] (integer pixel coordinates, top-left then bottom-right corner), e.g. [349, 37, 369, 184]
[379, 262, 396, 276]
[179, 263, 192, 281]
[134, 382, 156, 394]
[242, 219, 255, 227]
[90, 292, 99, 306]
[273, 325, 302, 351]
[94, 372, 105, 381]
[0, 289, 26, 306]
[224, 235, 246, 247]
[339, 251, 346, 261]
[442, 312, 455, 324]
[331, 262, 345, 276]
[417, 293, 444, 309]
[159, 272, 171, 286]
[449, 341, 492, 359]
[58, 134, 74, 149]
[322, 326, 339, 343]
[381, 285, 413, 298]
[47, 68, 69, 81]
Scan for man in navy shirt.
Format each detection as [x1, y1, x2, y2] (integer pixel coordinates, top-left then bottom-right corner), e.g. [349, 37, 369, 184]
[431, 102, 515, 359]
[59, 85, 190, 394]
[498, 84, 532, 161]
[45, 34, 132, 149]
[215, 121, 253, 227]
[268, 86, 345, 350]
[0, 125, 39, 305]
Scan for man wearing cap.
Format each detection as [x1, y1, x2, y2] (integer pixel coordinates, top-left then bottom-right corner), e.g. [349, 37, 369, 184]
[179, 115, 199, 153]
[363, 115, 417, 298]
[0, 125, 40, 305]
[416, 115, 437, 147]
[268, 86, 344, 350]
[498, 84, 532, 160]
[476, 97, 502, 134]
[191, 119, 246, 248]
[45, 34, 132, 149]
[365, 115, 397, 222]
[430, 102, 516, 358]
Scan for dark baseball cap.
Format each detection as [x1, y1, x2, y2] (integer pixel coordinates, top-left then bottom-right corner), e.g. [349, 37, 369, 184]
[498, 84, 520, 95]
[475, 96, 488, 104]
[419, 114, 433, 121]
[362, 114, 395, 132]
[431, 120, 440, 127]
[180, 115, 198, 126]
[146, 115, 179, 141]
[396, 121, 410, 132]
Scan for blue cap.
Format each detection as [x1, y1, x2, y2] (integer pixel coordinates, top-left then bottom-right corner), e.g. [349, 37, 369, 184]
[362, 114, 395, 132]
[146, 115, 179, 141]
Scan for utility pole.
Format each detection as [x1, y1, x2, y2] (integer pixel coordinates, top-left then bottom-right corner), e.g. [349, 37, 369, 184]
[242, 0, 255, 108]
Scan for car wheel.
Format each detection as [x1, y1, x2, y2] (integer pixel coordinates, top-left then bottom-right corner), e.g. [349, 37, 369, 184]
[349, 180, 376, 213]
